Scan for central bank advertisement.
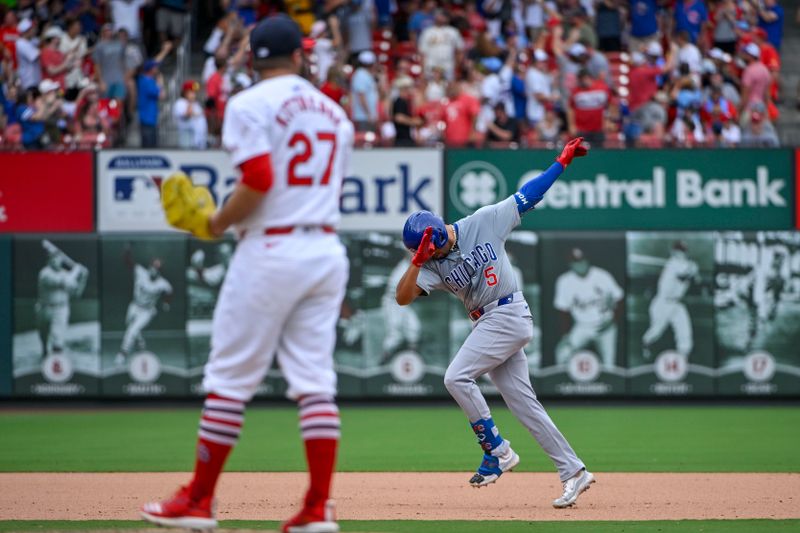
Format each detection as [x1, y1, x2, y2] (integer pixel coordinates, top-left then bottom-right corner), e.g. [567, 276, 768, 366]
[97, 149, 443, 232]
[445, 149, 794, 230]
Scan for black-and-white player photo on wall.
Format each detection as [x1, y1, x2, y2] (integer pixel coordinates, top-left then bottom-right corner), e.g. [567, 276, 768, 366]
[538, 232, 626, 396]
[626, 232, 715, 396]
[715, 232, 800, 396]
[13, 236, 100, 396]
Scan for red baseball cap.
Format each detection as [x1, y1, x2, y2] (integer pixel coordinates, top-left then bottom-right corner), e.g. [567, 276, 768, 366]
[182, 80, 200, 93]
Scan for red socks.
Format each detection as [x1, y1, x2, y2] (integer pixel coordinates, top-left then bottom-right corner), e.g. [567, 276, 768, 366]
[189, 393, 244, 501]
[298, 394, 341, 510]
[184, 392, 339, 512]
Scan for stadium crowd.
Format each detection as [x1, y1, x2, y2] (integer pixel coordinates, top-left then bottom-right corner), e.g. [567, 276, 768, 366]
[0, 0, 790, 150]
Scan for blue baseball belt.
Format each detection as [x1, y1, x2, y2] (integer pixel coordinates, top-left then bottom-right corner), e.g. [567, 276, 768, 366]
[468, 291, 524, 321]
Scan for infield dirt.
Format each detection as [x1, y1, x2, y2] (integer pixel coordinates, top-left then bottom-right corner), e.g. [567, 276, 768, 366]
[1, 473, 798, 522]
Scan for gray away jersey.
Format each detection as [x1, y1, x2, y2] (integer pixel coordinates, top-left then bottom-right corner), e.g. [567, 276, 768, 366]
[417, 196, 521, 312]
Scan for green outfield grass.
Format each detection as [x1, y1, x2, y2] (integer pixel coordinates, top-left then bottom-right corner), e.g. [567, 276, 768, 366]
[1, 406, 798, 472]
[1, 521, 799, 533]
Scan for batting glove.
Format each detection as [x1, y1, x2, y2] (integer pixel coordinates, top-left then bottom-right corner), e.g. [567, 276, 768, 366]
[556, 137, 589, 168]
[411, 227, 437, 267]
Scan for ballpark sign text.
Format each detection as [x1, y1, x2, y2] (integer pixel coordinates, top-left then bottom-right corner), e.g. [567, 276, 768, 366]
[98, 149, 442, 232]
[446, 149, 794, 230]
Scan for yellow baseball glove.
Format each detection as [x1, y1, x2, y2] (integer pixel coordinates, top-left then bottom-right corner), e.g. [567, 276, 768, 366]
[161, 172, 217, 240]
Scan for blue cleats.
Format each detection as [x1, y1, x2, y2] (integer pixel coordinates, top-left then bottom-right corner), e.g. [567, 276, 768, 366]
[468, 445, 520, 487]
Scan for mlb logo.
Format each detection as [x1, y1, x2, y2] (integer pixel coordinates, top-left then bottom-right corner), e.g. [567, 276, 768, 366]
[114, 176, 163, 202]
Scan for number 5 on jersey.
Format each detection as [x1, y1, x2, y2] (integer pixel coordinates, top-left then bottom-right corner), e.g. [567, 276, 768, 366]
[484, 266, 498, 286]
[288, 131, 337, 186]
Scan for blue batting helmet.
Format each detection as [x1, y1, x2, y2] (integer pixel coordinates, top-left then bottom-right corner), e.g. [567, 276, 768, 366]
[402, 211, 448, 252]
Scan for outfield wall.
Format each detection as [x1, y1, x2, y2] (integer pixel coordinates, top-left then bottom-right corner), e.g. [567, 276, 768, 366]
[1, 149, 799, 399]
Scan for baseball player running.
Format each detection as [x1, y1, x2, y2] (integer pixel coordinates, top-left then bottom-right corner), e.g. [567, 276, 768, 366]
[642, 241, 700, 358]
[396, 138, 594, 508]
[141, 15, 352, 533]
[37, 240, 89, 358]
[554, 249, 623, 369]
[116, 249, 173, 366]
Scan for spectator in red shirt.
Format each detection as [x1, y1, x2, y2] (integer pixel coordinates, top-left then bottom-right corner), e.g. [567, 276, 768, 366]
[567, 69, 610, 146]
[0, 11, 18, 69]
[752, 27, 780, 101]
[443, 81, 479, 147]
[740, 42, 771, 117]
[753, 28, 780, 71]
[205, 56, 228, 122]
[627, 51, 671, 112]
[40, 27, 74, 91]
[320, 70, 345, 106]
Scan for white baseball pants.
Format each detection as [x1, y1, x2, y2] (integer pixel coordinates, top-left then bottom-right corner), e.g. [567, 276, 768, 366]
[203, 233, 349, 402]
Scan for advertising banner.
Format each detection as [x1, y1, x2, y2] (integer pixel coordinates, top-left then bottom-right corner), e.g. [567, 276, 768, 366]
[343, 232, 450, 397]
[339, 149, 443, 231]
[97, 149, 442, 232]
[536, 232, 627, 395]
[0, 237, 11, 396]
[96, 151, 237, 232]
[626, 232, 715, 396]
[714, 232, 800, 395]
[100, 236, 188, 396]
[445, 149, 794, 230]
[12, 236, 100, 396]
[0, 152, 94, 233]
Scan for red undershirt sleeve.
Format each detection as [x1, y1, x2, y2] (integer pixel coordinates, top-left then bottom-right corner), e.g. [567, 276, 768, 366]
[239, 153, 273, 193]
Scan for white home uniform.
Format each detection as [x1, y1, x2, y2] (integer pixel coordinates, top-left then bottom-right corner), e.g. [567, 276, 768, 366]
[37, 261, 88, 353]
[122, 264, 172, 354]
[205, 73, 353, 402]
[554, 266, 623, 368]
[642, 254, 698, 356]
[382, 260, 421, 356]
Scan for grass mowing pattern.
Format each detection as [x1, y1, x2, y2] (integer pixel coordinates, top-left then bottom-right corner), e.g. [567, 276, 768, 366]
[1, 521, 799, 532]
[0, 406, 798, 472]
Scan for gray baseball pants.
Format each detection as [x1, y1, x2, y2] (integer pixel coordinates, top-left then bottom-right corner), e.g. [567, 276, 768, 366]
[443, 300, 585, 482]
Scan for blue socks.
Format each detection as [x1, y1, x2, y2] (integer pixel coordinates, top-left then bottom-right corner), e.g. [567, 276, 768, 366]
[470, 418, 504, 453]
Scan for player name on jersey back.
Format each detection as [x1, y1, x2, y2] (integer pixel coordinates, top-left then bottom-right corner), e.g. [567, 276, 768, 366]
[222, 74, 355, 233]
[275, 94, 344, 128]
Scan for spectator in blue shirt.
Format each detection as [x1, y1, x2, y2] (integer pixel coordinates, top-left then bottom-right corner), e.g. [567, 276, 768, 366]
[629, 0, 659, 51]
[510, 61, 527, 121]
[757, 0, 784, 51]
[137, 59, 163, 147]
[374, 0, 393, 27]
[350, 51, 379, 132]
[674, 0, 708, 44]
[66, 0, 102, 37]
[18, 84, 64, 149]
[0, 83, 20, 125]
[408, 0, 437, 42]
